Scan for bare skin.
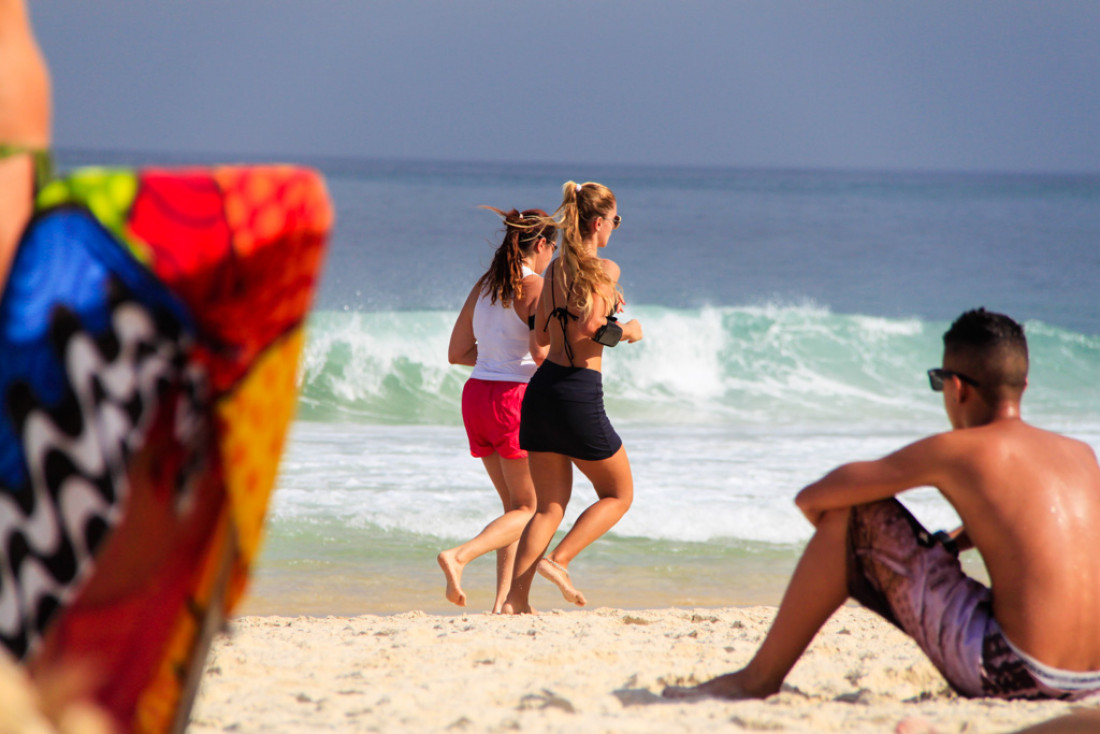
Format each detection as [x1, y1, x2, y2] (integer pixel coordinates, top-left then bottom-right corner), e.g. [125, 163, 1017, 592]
[437, 453, 535, 612]
[893, 709, 1100, 734]
[502, 447, 635, 612]
[530, 205, 642, 374]
[440, 238, 552, 612]
[664, 352, 1100, 700]
[537, 557, 583, 605]
[0, 0, 51, 287]
[1008, 709, 1100, 733]
[502, 204, 642, 615]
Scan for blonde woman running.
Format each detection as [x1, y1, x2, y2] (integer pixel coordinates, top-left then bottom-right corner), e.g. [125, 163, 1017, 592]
[502, 181, 643, 614]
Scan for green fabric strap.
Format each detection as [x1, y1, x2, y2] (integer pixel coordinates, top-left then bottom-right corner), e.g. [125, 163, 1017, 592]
[0, 143, 54, 193]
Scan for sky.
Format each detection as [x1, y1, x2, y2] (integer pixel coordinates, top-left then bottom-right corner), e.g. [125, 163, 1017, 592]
[28, 1, 1100, 174]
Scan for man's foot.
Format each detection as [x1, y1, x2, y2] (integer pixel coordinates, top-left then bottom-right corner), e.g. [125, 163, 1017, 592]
[895, 717, 942, 734]
[537, 557, 586, 606]
[437, 550, 466, 607]
[661, 671, 770, 701]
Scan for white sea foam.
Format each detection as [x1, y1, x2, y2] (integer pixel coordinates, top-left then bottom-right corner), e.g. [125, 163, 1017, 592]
[273, 302, 1100, 555]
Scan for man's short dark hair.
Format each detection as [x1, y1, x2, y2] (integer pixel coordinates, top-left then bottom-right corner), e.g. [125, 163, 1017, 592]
[943, 308, 1028, 400]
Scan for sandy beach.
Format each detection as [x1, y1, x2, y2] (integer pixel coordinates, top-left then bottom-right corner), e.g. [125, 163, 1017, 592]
[187, 604, 1091, 733]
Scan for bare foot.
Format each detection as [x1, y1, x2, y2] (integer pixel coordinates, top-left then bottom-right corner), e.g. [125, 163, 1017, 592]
[661, 671, 768, 701]
[437, 550, 467, 607]
[500, 601, 536, 615]
[537, 557, 586, 606]
[493, 598, 533, 614]
[895, 717, 942, 734]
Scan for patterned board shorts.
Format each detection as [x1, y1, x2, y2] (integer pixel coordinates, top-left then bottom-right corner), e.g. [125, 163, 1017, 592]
[847, 499, 1100, 701]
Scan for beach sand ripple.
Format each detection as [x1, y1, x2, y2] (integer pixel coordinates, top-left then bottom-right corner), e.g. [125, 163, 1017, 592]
[189, 606, 1087, 733]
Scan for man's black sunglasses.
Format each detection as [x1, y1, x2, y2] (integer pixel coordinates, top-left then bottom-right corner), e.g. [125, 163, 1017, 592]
[927, 368, 981, 392]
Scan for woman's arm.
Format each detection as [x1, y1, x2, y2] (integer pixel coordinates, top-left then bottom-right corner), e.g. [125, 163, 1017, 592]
[448, 284, 480, 366]
[532, 260, 555, 350]
[516, 274, 549, 364]
[618, 318, 643, 343]
[590, 258, 642, 343]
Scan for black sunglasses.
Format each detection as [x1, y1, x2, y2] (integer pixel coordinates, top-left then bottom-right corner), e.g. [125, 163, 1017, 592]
[608, 215, 621, 229]
[927, 368, 981, 392]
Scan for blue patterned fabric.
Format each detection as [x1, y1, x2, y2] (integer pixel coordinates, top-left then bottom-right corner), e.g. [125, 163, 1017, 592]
[0, 207, 200, 657]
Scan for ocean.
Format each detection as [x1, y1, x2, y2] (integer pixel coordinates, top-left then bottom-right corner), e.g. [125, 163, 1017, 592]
[61, 154, 1100, 615]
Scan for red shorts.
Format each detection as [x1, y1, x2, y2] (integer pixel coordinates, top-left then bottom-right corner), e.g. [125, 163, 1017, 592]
[461, 378, 527, 460]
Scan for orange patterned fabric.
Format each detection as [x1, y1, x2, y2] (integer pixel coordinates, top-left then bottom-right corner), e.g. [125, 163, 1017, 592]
[3, 165, 332, 732]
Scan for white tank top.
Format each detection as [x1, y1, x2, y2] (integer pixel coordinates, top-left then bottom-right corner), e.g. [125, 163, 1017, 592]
[470, 265, 538, 383]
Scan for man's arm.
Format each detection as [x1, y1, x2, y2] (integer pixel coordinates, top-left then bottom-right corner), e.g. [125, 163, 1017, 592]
[795, 433, 953, 526]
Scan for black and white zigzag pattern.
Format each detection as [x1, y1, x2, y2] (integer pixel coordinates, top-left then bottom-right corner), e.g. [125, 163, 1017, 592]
[0, 288, 209, 659]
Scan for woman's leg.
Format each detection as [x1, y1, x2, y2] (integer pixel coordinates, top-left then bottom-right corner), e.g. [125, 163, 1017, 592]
[438, 453, 535, 610]
[501, 451, 573, 614]
[486, 455, 537, 613]
[536, 445, 634, 606]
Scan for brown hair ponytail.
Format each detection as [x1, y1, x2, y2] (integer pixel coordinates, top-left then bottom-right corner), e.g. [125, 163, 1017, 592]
[475, 206, 554, 307]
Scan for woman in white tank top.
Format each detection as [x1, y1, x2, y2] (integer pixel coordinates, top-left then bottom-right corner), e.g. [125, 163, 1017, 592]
[439, 206, 556, 612]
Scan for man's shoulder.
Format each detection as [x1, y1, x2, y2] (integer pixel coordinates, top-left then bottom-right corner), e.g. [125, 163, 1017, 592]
[1000, 420, 1094, 453]
[913, 421, 1070, 473]
[964, 420, 1100, 479]
[957, 418, 1054, 442]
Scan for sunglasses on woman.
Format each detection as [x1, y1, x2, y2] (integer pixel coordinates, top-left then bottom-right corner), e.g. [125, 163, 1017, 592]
[607, 215, 622, 229]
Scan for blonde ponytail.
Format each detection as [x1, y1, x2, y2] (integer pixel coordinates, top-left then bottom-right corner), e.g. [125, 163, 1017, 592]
[553, 181, 620, 320]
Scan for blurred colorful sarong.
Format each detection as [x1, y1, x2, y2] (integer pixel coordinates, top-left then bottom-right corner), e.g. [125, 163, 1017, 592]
[0, 164, 332, 732]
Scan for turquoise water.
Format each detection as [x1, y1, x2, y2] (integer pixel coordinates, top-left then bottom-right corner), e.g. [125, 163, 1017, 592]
[59, 154, 1096, 614]
[297, 305, 1100, 429]
[244, 303, 1098, 614]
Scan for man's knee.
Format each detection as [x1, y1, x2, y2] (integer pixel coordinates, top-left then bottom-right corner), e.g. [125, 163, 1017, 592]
[816, 507, 852, 537]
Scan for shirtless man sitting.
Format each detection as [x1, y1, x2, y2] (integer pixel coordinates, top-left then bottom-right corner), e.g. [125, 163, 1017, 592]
[665, 308, 1100, 701]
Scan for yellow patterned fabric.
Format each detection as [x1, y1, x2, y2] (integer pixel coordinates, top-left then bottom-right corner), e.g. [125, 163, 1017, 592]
[1, 165, 332, 732]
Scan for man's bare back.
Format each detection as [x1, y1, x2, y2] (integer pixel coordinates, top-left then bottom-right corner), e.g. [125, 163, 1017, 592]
[936, 420, 1100, 671]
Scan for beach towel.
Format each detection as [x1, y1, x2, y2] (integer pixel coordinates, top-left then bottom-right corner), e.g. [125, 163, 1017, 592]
[0, 164, 332, 732]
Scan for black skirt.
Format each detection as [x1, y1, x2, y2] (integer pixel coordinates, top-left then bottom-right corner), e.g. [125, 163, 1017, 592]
[519, 361, 623, 461]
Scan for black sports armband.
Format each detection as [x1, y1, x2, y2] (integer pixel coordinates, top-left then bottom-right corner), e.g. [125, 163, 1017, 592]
[592, 317, 623, 347]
